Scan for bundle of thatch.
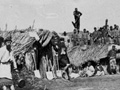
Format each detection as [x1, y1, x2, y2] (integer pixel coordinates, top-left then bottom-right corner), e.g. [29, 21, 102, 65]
[0, 29, 53, 57]
[68, 44, 109, 66]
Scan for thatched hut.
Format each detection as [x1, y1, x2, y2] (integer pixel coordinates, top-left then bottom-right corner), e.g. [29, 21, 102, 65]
[0, 29, 58, 78]
[68, 44, 109, 66]
[0, 29, 53, 56]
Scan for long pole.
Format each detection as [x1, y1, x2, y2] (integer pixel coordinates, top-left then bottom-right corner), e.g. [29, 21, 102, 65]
[5, 23, 7, 31]
[32, 20, 35, 29]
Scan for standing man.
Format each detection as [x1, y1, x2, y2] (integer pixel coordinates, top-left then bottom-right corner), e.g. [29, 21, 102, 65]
[107, 45, 117, 74]
[107, 45, 117, 59]
[72, 8, 82, 31]
[0, 37, 18, 90]
[58, 38, 71, 80]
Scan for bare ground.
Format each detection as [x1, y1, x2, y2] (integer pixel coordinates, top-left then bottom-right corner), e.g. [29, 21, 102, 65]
[15, 74, 120, 90]
[1, 67, 120, 90]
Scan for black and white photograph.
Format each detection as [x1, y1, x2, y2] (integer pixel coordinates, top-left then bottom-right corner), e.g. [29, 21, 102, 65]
[0, 0, 120, 90]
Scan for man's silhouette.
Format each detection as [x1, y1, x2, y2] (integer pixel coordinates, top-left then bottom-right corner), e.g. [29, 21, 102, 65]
[72, 8, 82, 30]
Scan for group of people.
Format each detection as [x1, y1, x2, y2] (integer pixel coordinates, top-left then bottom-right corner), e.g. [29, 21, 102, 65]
[64, 44, 119, 79]
[71, 8, 120, 47]
[61, 61, 105, 79]
[79, 62, 105, 77]
[0, 7, 120, 90]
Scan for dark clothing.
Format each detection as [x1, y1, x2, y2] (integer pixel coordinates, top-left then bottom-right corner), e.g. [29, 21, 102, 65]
[107, 49, 117, 59]
[73, 10, 82, 30]
[0, 36, 4, 47]
[58, 42, 70, 69]
[59, 54, 70, 68]
[95, 65, 104, 72]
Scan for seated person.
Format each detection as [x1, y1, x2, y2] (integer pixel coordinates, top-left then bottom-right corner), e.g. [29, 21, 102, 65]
[108, 57, 117, 74]
[85, 62, 95, 77]
[62, 64, 80, 79]
[95, 62, 105, 76]
[78, 65, 85, 77]
[69, 65, 79, 79]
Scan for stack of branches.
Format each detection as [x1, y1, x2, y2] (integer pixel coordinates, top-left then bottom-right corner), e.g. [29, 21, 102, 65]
[68, 44, 109, 66]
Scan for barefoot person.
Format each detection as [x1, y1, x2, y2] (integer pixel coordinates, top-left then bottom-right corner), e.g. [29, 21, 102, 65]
[0, 37, 18, 90]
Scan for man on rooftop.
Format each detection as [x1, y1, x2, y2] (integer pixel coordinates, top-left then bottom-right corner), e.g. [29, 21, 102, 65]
[72, 8, 82, 30]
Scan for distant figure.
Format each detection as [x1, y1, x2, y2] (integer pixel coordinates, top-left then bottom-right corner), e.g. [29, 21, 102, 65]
[72, 8, 82, 30]
[95, 62, 105, 76]
[105, 19, 108, 30]
[86, 31, 91, 45]
[107, 45, 117, 74]
[107, 45, 117, 59]
[62, 31, 71, 48]
[92, 27, 100, 44]
[82, 29, 88, 45]
[110, 26, 113, 31]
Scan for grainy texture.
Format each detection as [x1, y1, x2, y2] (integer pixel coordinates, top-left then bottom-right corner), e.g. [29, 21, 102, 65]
[0, 29, 53, 57]
[68, 44, 109, 66]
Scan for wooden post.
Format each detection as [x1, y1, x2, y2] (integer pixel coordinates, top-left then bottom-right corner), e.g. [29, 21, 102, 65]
[52, 46, 57, 78]
[39, 56, 47, 79]
[32, 20, 35, 29]
[5, 23, 7, 31]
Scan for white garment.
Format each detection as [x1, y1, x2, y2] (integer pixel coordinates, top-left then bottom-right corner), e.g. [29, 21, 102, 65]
[0, 46, 17, 79]
[0, 63, 12, 79]
[86, 66, 95, 77]
[96, 71, 105, 76]
[70, 73, 79, 78]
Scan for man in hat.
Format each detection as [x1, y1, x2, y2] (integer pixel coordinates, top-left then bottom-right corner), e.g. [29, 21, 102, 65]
[107, 45, 117, 60]
[95, 62, 105, 76]
[107, 45, 117, 74]
[0, 37, 18, 90]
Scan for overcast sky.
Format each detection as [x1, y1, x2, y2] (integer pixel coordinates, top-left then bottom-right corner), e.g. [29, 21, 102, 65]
[0, 0, 120, 32]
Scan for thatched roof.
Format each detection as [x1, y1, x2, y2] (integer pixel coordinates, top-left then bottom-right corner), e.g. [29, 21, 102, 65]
[68, 44, 109, 66]
[0, 29, 112, 67]
[0, 29, 53, 56]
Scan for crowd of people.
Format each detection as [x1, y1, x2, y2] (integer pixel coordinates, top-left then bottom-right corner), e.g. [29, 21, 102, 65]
[0, 8, 120, 90]
[71, 23, 120, 47]
[63, 8, 120, 79]
[71, 8, 120, 47]
[64, 44, 120, 80]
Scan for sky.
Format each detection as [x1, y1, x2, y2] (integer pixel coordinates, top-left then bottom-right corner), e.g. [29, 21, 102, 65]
[0, 0, 120, 33]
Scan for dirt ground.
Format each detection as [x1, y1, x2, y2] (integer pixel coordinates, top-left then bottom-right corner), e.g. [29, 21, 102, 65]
[15, 74, 120, 90]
